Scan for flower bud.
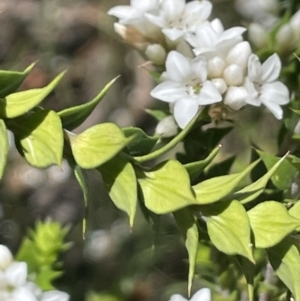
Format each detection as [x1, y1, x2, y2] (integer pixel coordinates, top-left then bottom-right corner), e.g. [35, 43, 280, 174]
[155, 116, 178, 138]
[145, 44, 167, 65]
[291, 10, 300, 42]
[223, 64, 244, 86]
[207, 57, 225, 78]
[248, 23, 268, 49]
[0, 245, 13, 270]
[275, 23, 295, 54]
[226, 41, 252, 69]
[211, 78, 227, 94]
[224, 86, 248, 110]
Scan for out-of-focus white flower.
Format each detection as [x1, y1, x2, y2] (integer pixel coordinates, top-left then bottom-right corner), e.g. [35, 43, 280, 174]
[248, 23, 268, 49]
[275, 23, 295, 54]
[146, 0, 212, 42]
[0, 245, 13, 270]
[145, 44, 167, 65]
[40, 291, 70, 301]
[245, 53, 289, 119]
[169, 288, 211, 301]
[150, 51, 222, 128]
[291, 10, 300, 37]
[155, 115, 178, 137]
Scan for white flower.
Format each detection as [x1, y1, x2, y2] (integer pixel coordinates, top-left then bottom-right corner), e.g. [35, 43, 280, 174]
[169, 288, 211, 301]
[245, 53, 289, 119]
[146, 0, 212, 42]
[0, 245, 13, 270]
[40, 291, 70, 301]
[150, 51, 222, 128]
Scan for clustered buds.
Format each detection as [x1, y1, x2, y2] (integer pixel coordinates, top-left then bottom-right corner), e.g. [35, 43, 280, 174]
[0, 245, 69, 301]
[109, 0, 290, 129]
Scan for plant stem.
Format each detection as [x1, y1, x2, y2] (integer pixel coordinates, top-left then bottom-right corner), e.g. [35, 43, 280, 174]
[133, 110, 202, 163]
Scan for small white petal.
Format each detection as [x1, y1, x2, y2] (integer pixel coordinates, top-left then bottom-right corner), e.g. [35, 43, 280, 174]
[260, 53, 281, 82]
[217, 27, 246, 53]
[248, 54, 262, 82]
[195, 23, 218, 50]
[186, 0, 213, 20]
[10, 287, 37, 301]
[108, 6, 139, 21]
[145, 13, 164, 27]
[0, 245, 13, 270]
[166, 51, 192, 82]
[223, 64, 244, 86]
[244, 79, 261, 106]
[198, 81, 222, 105]
[131, 0, 159, 11]
[190, 288, 211, 301]
[5, 262, 27, 287]
[150, 81, 187, 102]
[226, 41, 252, 68]
[210, 18, 224, 34]
[211, 78, 227, 94]
[169, 294, 188, 301]
[262, 100, 283, 119]
[174, 98, 199, 129]
[40, 291, 70, 301]
[260, 81, 289, 105]
[162, 0, 185, 23]
[191, 56, 207, 82]
[224, 86, 248, 110]
[163, 28, 184, 41]
[207, 57, 225, 78]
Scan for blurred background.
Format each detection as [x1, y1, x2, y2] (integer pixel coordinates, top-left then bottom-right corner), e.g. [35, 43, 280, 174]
[0, 0, 292, 300]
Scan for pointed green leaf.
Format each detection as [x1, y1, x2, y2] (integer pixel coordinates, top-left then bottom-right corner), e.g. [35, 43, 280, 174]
[138, 160, 196, 214]
[0, 71, 65, 118]
[122, 127, 158, 156]
[257, 150, 297, 190]
[0, 119, 8, 179]
[288, 201, 300, 231]
[59, 76, 119, 130]
[184, 145, 221, 180]
[12, 109, 63, 167]
[174, 209, 199, 296]
[233, 155, 287, 204]
[192, 160, 258, 204]
[98, 154, 137, 227]
[145, 109, 168, 121]
[248, 201, 300, 248]
[268, 237, 300, 301]
[0, 63, 34, 98]
[203, 200, 254, 262]
[68, 123, 131, 169]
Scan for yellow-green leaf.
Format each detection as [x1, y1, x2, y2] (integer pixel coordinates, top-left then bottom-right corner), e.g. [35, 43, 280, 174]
[0, 119, 8, 179]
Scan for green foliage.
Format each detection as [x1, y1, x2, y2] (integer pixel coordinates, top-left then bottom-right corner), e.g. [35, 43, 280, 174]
[0, 119, 8, 179]
[16, 220, 70, 290]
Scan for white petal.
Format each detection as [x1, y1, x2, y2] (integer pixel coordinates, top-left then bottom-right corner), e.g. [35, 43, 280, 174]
[169, 294, 188, 301]
[224, 86, 248, 110]
[131, 0, 159, 11]
[40, 291, 70, 301]
[108, 6, 139, 21]
[0, 245, 13, 270]
[145, 13, 164, 27]
[226, 41, 252, 68]
[260, 81, 290, 105]
[219, 27, 246, 43]
[162, 28, 184, 41]
[198, 81, 222, 105]
[5, 262, 27, 287]
[212, 78, 227, 94]
[247, 54, 261, 82]
[191, 56, 207, 82]
[223, 64, 244, 86]
[190, 288, 211, 301]
[174, 97, 199, 128]
[11, 287, 37, 301]
[186, 0, 213, 20]
[210, 18, 224, 34]
[162, 0, 185, 22]
[244, 79, 261, 106]
[166, 51, 192, 82]
[262, 100, 283, 119]
[150, 81, 187, 102]
[260, 53, 281, 82]
[195, 23, 218, 50]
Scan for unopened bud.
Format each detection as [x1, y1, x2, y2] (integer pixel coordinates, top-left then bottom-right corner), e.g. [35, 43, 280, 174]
[291, 10, 300, 43]
[223, 64, 244, 86]
[211, 78, 227, 94]
[226, 41, 252, 69]
[248, 23, 268, 49]
[276, 23, 295, 54]
[224, 86, 247, 110]
[145, 44, 167, 65]
[155, 116, 178, 138]
[207, 57, 225, 78]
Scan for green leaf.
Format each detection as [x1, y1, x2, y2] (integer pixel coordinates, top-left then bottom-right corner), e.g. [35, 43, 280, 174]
[268, 237, 300, 301]
[0, 119, 8, 179]
[0, 71, 65, 118]
[59, 76, 119, 130]
[248, 201, 300, 248]
[230, 155, 287, 204]
[0, 63, 34, 98]
[174, 209, 199, 296]
[203, 200, 254, 262]
[184, 145, 221, 180]
[257, 150, 297, 190]
[192, 160, 258, 204]
[68, 123, 131, 169]
[12, 109, 63, 167]
[35, 266, 62, 290]
[122, 127, 158, 156]
[98, 154, 137, 227]
[288, 201, 300, 231]
[138, 159, 196, 214]
[145, 109, 168, 121]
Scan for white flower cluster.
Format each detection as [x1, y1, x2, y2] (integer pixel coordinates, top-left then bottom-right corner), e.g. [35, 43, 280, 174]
[169, 288, 211, 301]
[109, 0, 290, 129]
[0, 245, 69, 301]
